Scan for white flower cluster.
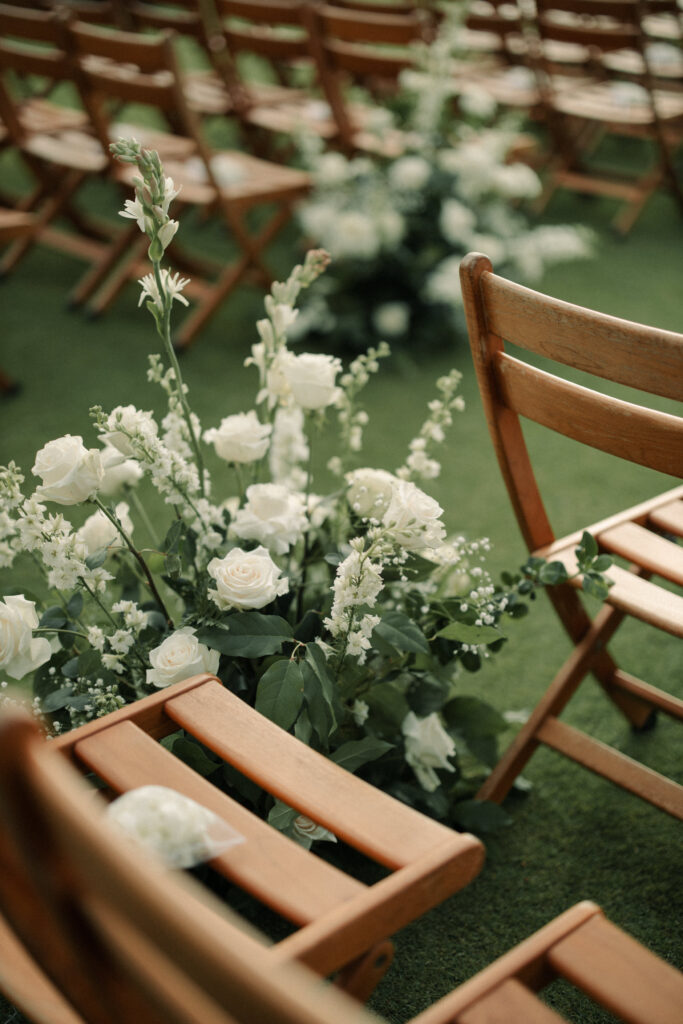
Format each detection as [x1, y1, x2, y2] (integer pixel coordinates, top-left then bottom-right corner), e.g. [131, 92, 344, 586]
[397, 369, 465, 482]
[331, 343, 390, 471]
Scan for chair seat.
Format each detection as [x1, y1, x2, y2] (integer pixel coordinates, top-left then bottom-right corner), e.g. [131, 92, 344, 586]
[552, 81, 683, 125]
[536, 487, 683, 639]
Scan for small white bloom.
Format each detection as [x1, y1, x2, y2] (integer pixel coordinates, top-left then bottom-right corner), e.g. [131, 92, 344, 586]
[203, 411, 271, 464]
[282, 352, 341, 411]
[388, 154, 431, 191]
[439, 198, 476, 246]
[146, 626, 220, 689]
[119, 197, 150, 234]
[207, 546, 288, 611]
[402, 711, 456, 792]
[231, 484, 307, 555]
[157, 218, 179, 250]
[106, 785, 244, 869]
[330, 210, 381, 260]
[352, 699, 369, 726]
[0, 595, 52, 680]
[138, 269, 190, 311]
[32, 435, 104, 506]
[372, 301, 410, 337]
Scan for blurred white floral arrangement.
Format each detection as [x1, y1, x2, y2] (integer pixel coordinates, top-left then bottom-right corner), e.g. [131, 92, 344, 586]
[295, 11, 592, 354]
[0, 143, 609, 835]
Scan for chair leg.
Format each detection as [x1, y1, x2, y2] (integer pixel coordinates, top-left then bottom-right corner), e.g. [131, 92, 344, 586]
[86, 234, 149, 318]
[69, 221, 142, 309]
[0, 169, 85, 277]
[334, 940, 394, 1001]
[0, 368, 18, 396]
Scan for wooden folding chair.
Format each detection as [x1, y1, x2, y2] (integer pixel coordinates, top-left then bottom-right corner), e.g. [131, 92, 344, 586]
[1, 706, 682, 1024]
[67, 19, 311, 347]
[459, 251, 683, 819]
[528, 0, 683, 234]
[0, 206, 33, 396]
[301, 2, 428, 156]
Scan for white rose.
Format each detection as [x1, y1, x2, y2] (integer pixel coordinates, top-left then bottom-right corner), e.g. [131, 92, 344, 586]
[0, 595, 52, 680]
[382, 479, 446, 550]
[402, 711, 456, 792]
[76, 502, 133, 555]
[146, 626, 219, 689]
[32, 435, 104, 506]
[99, 444, 143, 495]
[203, 411, 271, 464]
[230, 484, 307, 555]
[207, 546, 288, 611]
[282, 352, 341, 411]
[388, 154, 431, 191]
[100, 405, 158, 457]
[346, 468, 400, 519]
[106, 785, 243, 869]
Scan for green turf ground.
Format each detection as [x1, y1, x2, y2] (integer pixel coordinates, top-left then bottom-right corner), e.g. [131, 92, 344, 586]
[0, 164, 681, 1023]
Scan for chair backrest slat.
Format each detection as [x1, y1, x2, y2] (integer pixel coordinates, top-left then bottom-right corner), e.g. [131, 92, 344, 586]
[480, 273, 683, 401]
[494, 352, 683, 476]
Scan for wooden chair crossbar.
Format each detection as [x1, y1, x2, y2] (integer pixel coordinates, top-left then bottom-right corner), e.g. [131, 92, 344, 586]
[460, 251, 683, 818]
[1, 706, 682, 1024]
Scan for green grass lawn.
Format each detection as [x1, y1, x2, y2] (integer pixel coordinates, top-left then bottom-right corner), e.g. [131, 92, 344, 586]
[0, 165, 681, 1024]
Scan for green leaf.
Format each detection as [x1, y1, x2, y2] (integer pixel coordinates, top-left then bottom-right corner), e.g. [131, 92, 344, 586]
[78, 649, 103, 677]
[255, 659, 304, 730]
[171, 737, 219, 777]
[196, 614, 293, 659]
[373, 611, 429, 654]
[442, 696, 507, 737]
[582, 572, 610, 600]
[39, 606, 67, 630]
[592, 554, 613, 572]
[85, 549, 108, 570]
[164, 519, 184, 553]
[364, 680, 411, 736]
[452, 799, 512, 834]
[436, 621, 505, 645]
[294, 710, 313, 745]
[66, 592, 83, 618]
[41, 685, 74, 713]
[61, 657, 80, 679]
[303, 645, 342, 744]
[330, 736, 393, 773]
[407, 675, 446, 716]
[576, 530, 598, 565]
[538, 561, 569, 586]
[267, 798, 298, 832]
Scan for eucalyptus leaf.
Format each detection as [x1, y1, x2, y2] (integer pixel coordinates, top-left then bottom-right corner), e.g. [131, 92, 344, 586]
[172, 737, 219, 778]
[255, 659, 304, 730]
[66, 592, 84, 618]
[39, 606, 67, 630]
[373, 611, 430, 654]
[267, 798, 298, 832]
[538, 561, 568, 586]
[582, 572, 610, 600]
[330, 736, 393, 773]
[196, 614, 292, 658]
[85, 549, 108, 570]
[41, 685, 74, 713]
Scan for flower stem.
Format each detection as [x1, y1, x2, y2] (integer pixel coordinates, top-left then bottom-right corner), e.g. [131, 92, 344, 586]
[93, 497, 174, 628]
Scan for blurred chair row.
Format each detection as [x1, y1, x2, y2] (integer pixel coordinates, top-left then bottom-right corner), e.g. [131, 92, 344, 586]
[0, 0, 681, 348]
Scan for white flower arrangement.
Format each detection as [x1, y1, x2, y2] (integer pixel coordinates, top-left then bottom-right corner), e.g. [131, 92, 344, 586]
[0, 142, 612, 834]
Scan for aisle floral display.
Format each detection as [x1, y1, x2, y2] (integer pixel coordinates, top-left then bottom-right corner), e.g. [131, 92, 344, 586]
[294, 10, 592, 353]
[0, 144, 611, 838]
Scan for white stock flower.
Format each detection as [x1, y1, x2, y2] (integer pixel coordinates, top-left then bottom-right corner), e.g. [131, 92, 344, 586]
[119, 197, 150, 234]
[402, 711, 456, 792]
[100, 405, 159, 458]
[138, 269, 190, 311]
[346, 468, 399, 519]
[439, 198, 476, 246]
[203, 411, 271, 464]
[207, 546, 288, 611]
[76, 502, 133, 555]
[388, 154, 431, 191]
[231, 484, 307, 555]
[282, 352, 341, 411]
[157, 218, 179, 250]
[0, 595, 52, 680]
[269, 406, 309, 489]
[106, 785, 243, 869]
[99, 445, 143, 495]
[372, 302, 410, 337]
[383, 479, 446, 550]
[146, 627, 220, 689]
[32, 435, 104, 506]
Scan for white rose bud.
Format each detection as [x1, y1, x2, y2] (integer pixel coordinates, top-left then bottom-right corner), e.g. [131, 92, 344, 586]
[346, 468, 400, 519]
[230, 484, 307, 555]
[146, 627, 219, 689]
[402, 711, 456, 792]
[32, 435, 104, 506]
[383, 479, 446, 550]
[282, 352, 342, 411]
[76, 502, 133, 555]
[100, 405, 158, 458]
[107, 785, 243, 869]
[0, 595, 52, 680]
[203, 411, 271, 464]
[207, 546, 288, 611]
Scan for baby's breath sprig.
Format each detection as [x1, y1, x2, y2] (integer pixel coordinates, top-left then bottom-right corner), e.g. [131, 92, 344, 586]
[111, 138, 205, 497]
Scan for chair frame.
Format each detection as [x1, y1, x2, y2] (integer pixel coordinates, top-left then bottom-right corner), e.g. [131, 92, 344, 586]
[1, 705, 682, 1024]
[460, 250, 683, 818]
